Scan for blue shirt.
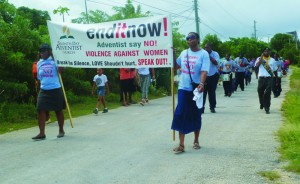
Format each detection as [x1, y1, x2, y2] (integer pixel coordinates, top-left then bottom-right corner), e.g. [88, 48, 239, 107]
[176, 48, 210, 91]
[207, 50, 220, 76]
[37, 57, 61, 90]
[234, 57, 249, 72]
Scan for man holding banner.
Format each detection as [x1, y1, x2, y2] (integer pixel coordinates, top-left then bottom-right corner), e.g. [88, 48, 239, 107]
[171, 32, 210, 153]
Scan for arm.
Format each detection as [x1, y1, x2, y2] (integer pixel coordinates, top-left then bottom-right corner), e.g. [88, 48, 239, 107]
[255, 54, 264, 68]
[209, 55, 218, 65]
[92, 82, 96, 96]
[209, 52, 219, 66]
[197, 71, 207, 92]
[150, 68, 155, 80]
[173, 48, 180, 70]
[105, 82, 110, 94]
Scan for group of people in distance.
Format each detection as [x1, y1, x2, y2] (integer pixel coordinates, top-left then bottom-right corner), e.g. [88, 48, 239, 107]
[171, 32, 289, 153]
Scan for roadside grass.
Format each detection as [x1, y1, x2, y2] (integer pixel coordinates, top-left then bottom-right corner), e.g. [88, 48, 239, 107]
[277, 66, 300, 174]
[258, 171, 281, 181]
[0, 85, 169, 135]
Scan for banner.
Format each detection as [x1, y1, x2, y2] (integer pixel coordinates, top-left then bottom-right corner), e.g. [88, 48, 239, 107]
[47, 15, 173, 68]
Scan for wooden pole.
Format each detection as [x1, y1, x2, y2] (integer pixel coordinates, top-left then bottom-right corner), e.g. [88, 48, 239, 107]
[58, 71, 74, 128]
[171, 67, 175, 141]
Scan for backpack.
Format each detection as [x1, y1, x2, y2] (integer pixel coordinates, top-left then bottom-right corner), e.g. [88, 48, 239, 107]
[32, 61, 38, 79]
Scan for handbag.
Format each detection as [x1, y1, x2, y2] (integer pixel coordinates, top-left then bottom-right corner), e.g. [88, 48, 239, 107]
[186, 50, 199, 89]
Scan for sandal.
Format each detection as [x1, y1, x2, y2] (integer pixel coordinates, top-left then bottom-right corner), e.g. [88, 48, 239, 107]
[173, 144, 185, 153]
[193, 142, 201, 149]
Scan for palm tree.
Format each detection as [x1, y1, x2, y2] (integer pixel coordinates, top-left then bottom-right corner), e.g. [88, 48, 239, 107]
[53, 6, 70, 22]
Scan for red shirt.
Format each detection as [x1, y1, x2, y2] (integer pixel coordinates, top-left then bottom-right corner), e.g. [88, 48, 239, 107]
[120, 68, 131, 80]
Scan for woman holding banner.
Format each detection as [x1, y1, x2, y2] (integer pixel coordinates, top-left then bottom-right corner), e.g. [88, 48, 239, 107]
[171, 32, 210, 153]
[32, 43, 65, 140]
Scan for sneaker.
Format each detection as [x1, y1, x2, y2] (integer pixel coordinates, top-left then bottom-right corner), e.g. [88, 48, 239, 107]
[93, 108, 98, 114]
[145, 98, 149, 103]
[102, 108, 108, 113]
[140, 99, 146, 106]
[210, 108, 216, 113]
[260, 104, 264, 110]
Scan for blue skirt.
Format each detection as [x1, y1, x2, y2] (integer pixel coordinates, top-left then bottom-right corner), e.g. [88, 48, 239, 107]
[171, 89, 202, 134]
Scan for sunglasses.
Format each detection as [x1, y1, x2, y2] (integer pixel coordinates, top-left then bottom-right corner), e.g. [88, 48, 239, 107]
[39, 49, 49, 53]
[186, 35, 197, 41]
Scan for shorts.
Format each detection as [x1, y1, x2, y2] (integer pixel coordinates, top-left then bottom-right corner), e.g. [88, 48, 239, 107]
[97, 86, 105, 96]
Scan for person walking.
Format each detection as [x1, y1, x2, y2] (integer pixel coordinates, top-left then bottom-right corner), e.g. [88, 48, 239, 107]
[255, 48, 277, 114]
[92, 68, 109, 114]
[119, 68, 131, 106]
[171, 32, 210, 153]
[138, 67, 155, 105]
[32, 43, 65, 140]
[272, 54, 284, 98]
[234, 53, 249, 91]
[220, 54, 235, 97]
[203, 43, 220, 113]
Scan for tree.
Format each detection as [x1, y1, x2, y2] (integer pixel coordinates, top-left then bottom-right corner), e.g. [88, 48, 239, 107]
[270, 33, 293, 52]
[17, 6, 50, 29]
[53, 6, 70, 22]
[201, 34, 223, 55]
[0, 0, 16, 23]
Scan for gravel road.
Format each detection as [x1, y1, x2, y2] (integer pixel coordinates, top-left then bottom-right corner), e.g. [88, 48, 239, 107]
[1, 74, 299, 184]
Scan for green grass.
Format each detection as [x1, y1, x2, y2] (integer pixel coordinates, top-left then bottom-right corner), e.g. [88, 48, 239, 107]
[277, 66, 300, 174]
[258, 171, 281, 181]
[0, 86, 168, 135]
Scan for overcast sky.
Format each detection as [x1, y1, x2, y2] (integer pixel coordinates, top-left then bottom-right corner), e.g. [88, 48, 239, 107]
[8, 0, 300, 42]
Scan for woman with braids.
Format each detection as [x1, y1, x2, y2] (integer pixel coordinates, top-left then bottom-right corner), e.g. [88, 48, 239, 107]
[32, 43, 65, 140]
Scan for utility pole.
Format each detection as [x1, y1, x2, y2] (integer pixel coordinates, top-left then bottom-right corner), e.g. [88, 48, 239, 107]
[194, 0, 200, 37]
[254, 20, 257, 40]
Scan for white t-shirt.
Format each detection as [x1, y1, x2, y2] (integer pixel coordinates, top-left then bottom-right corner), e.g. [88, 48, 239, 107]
[176, 48, 210, 91]
[138, 68, 150, 75]
[93, 74, 108, 87]
[255, 57, 276, 77]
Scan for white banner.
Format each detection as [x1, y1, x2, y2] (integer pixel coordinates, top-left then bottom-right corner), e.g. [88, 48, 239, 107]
[47, 15, 173, 68]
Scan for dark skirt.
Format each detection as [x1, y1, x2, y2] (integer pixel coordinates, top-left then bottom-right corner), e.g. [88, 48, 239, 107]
[37, 88, 65, 111]
[171, 89, 202, 134]
[120, 78, 136, 93]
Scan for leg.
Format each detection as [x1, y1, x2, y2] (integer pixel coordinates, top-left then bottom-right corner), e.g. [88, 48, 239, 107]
[257, 78, 265, 109]
[55, 110, 65, 137]
[32, 110, 47, 139]
[263, 78, 272, 112]
[208, 74, 218, 111]
[37, 110, 47, 136]
[193, 130, 201, 149]
[240, 72, 245, 90]
[96, 96, 101, 109]
[101, 96, 107, 109]
[173, 132, 185, 153]
[194, 130, 200, 144]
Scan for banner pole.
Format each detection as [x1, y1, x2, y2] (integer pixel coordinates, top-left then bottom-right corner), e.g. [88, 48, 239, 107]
[171, 67, 175, 141]
[58, 71, 74, 128]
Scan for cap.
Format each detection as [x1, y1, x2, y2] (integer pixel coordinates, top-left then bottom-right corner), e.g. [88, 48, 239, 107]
[39, 43, 52, 52]
[188, 32, 200, 39]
